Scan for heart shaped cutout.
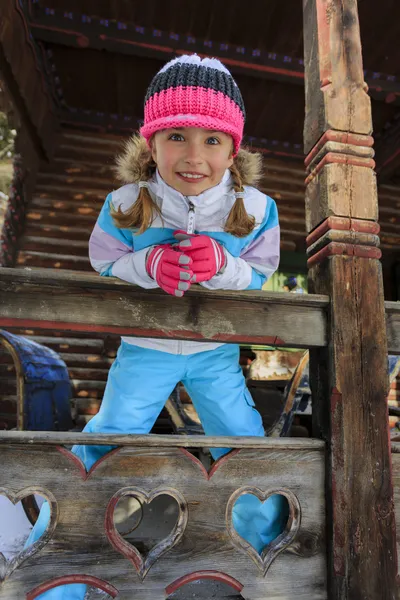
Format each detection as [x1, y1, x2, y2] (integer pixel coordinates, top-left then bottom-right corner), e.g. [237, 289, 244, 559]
[0, 487, 57, 582]
[105, 486, 188, 581]
[226, 487, 300, 576]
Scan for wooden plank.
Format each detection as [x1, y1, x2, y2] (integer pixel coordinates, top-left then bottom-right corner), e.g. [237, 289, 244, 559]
[1, 267, 400, 352]
[0, 267, 329, 349]
[0, 430, 325, 449]
[302, 1, 398, 599]
[0, 440, 326, 599]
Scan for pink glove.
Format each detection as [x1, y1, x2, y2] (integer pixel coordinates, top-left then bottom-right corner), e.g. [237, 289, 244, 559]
[146, 245, 193, 297]
[174, 232, 226, 283]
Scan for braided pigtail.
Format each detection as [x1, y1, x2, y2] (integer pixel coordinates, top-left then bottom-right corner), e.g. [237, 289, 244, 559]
[225, 161, 256, 237]
[111, 135, 161, 234]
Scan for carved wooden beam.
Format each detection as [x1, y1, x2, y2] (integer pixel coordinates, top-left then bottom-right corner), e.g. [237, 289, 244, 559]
[302, 1, 398, 598]
[29, 5, 400, 107]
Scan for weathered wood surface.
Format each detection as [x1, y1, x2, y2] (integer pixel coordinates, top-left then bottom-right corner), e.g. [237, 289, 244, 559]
[1, 267, 400, 353]
[0, 438, 326, 599]
[0, 0, 56, 160]
[0, 431, 325, 450]
[303, 0, 371, 154]
[303, 1, 398, 599]
[391, 445, 400, 573]
[0, 267, 329, 349]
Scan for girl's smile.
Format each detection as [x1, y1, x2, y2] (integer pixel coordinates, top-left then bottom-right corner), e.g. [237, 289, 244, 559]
[151, 127, 234, 196]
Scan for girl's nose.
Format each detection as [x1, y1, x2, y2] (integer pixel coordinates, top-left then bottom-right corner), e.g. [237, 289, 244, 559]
[184, 142, 203, 164]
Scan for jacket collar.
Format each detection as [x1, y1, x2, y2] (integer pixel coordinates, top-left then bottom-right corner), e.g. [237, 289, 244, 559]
[151, 169, 233, 208]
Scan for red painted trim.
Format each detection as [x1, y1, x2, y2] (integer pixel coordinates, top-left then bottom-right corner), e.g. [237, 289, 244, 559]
[27, 575, 118, 599]
[306, 217, 380, 248]
[216, 334, 287, 345]
[100, 34, 175, 54]
[0, 319, 286, 346]
[30, 22, 89, 40]
[208, 449, 241, 479]
[195, 54, 305, 80]
[179, 448, 241, 480]
[307, 242, 382, 267]
[165, 571, 243, 595]
[56, 446, 121, 480]
[305, 152, 376, 184]
[304, 130, 374, 167]
[306, 217, 351, 246]
[378, 148, 400, 172]
[104, 493, 143, 573]
[179, 448, 209, 479]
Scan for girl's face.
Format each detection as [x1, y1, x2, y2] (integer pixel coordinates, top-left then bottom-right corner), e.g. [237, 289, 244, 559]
[151, 127, 234, 196]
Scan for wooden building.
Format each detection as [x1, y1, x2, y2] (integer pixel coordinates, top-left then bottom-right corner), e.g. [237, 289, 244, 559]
[0, 0, 400, 598]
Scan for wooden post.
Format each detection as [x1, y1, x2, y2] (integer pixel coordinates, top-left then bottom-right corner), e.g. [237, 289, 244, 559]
[302, 1, 398, 599]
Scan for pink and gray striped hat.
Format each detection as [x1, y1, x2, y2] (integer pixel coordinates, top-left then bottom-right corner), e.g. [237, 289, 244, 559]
[140, 54, 245, 155]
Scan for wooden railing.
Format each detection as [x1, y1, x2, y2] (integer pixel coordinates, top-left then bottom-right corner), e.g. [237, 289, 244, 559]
[0, 432, 326, 600]
[1, 267, 400, 353]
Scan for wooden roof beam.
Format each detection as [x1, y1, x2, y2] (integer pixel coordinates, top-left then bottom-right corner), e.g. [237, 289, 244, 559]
[0, 0, 57, 161]
[29, 7, 400, 104]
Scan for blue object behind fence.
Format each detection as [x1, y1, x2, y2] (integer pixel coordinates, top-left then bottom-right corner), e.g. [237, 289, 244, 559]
[0, 330, 73, 431]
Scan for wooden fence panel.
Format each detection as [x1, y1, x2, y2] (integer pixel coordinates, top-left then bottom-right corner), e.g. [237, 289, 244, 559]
[0, 435, 326, 599]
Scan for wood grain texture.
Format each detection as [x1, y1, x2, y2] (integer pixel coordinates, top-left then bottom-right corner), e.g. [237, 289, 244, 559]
[0, 440, 326, 599]
[302, 0, 371, 154]
[391, 446, 400, 574]
[305, 164, 378, 232]
[0, 267, 329, 349]
[1, 268, 400, 353]
[309, 258, 398, 600]
[303, 1, 398, 598]
[0, 431, 325, 450]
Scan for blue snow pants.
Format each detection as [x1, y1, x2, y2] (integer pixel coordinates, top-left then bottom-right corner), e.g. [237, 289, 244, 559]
[25, 342, 288, 599]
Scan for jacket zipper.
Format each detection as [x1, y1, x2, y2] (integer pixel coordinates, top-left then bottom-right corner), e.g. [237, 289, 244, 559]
[186, 199, 196, 234]
[179, 198, 195, 356]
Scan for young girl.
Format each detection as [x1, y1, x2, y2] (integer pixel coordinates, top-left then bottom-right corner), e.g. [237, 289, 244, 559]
[26, 54, 287, 599]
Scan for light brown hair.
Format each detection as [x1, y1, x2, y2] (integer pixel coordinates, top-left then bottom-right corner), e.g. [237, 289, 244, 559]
[111, 134, 262, 237]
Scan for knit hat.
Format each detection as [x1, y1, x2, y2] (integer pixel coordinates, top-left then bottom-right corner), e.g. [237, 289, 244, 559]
[140, 54, 245, 155]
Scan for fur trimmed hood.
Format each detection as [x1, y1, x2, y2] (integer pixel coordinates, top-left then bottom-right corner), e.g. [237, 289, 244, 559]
[115, 134, 263, 187]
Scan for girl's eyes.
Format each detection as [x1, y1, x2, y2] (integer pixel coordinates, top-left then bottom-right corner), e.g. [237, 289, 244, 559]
[168, 133, 185, 142]
[206, 137, 220, 145]
[167, 133, 220, 145]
